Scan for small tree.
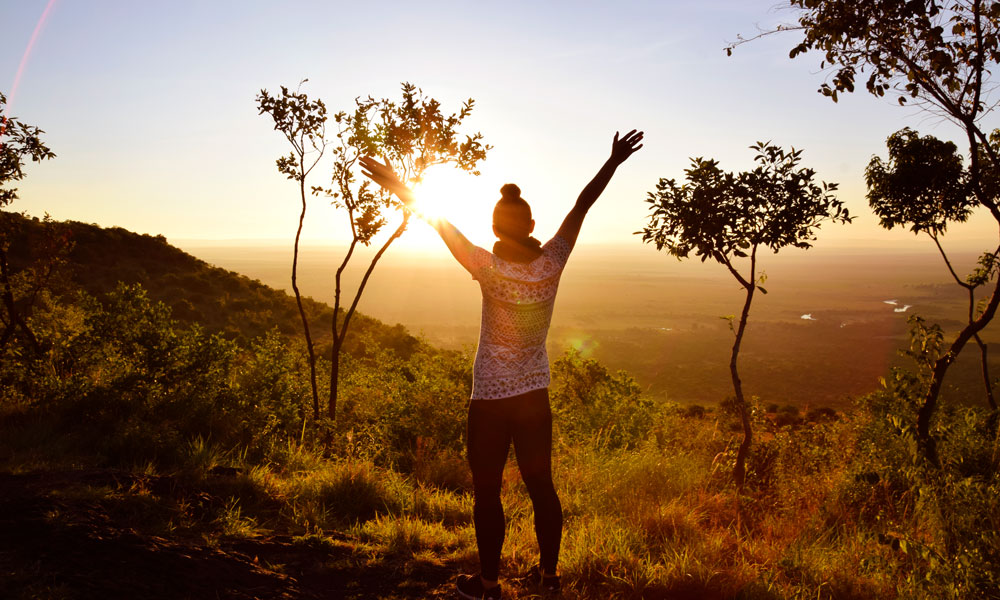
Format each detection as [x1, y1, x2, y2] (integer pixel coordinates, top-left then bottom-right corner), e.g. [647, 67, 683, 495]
[259, 82, 490, 421]
[640, 142, 850, 488]
[867, 127, 1000, 415]
[257, 83, 328, 420]
[0, 91, 58, 355]
[730, 0, 1000, 464]
[320, 83, 489, 420]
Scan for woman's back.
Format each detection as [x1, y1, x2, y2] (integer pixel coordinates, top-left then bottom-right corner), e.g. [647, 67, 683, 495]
[468, 235, 572, 399]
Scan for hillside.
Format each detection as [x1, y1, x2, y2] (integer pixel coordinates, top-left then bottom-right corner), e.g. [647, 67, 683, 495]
[4, 213, 421, 357]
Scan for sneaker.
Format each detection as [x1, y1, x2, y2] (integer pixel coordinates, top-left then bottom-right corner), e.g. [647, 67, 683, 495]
[524, 564, 561, 594]
[456, 573, 502, 600]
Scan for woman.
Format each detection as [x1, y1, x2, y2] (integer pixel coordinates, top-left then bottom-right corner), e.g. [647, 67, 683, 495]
[361, 129, 643, 600]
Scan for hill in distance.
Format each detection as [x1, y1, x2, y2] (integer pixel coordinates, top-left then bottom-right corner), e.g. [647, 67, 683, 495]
[5, 213, 421, 359]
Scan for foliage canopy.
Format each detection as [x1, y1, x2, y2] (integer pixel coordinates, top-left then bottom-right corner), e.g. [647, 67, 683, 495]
[323, 82, 491, 245]
[641, 142, 850, 268]
[1, 91, 56, 208]
[783, 0, 1000, 116]
[866, 127, 977, 233]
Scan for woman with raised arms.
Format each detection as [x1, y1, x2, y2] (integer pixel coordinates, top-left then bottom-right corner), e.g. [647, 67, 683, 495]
[360, 129, 643, 600]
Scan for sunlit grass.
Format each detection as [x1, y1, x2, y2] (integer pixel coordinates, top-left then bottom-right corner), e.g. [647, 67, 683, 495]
[215, 497, 259, 538]
[0, 397, 987, 598]
[352, 514, 474, 559]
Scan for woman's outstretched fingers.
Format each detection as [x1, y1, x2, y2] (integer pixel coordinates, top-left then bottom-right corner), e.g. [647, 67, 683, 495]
[360, 156, 401, 189]
[625, 131, 643, 152]
[610, 128, 644, 164]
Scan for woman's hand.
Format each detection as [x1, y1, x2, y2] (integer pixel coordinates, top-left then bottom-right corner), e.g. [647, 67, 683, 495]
[360, 156, 415, 206]
[609, 129, 644, 165]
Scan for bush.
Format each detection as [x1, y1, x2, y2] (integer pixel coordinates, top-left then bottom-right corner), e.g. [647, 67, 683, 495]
[838, 365, 1000, 598]
[685, 404, 706, 418]
[550, 349, 655, 450]
[4, 283, 315, 469]
[806, 406, 838, 423]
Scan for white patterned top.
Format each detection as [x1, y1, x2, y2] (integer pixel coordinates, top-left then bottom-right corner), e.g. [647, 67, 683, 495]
[455, 235, 573, 399]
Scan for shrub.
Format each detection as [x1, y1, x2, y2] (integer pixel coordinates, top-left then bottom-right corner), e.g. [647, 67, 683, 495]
[550, 349, 654, 450]
[685, 404, 706, 418]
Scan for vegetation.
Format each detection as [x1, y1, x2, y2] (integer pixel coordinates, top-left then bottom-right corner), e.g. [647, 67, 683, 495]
[256, 83, 329, 420]
[731, 0, 1000, 465]
[640, 142, 851, 489]
[1, 90, 59, 355]
[258, 82, 490, 422]
[0, 210, 997, 597]
[867, 127, 1000, 415]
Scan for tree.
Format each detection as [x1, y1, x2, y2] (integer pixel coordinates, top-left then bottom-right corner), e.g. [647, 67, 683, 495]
[728, 0, 1000, 463]
[0, 91, 58, 355]
[259, 82, 490, 422]
[867, 127, 999, 415]
[640, 142, 850, 488]
[257, 83, 327, 420]
[319, 83, 489, 421]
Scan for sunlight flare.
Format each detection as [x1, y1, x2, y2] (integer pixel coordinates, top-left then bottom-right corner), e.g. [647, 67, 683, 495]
[411, 168, 478, 223]
[404, 167, 495, 249]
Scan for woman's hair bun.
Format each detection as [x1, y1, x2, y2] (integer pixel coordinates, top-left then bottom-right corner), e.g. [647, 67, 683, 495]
[499, 183, 521, 201]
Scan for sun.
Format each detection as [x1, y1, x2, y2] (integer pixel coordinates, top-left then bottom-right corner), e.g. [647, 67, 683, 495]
[411, 168, 475, 222]
[404, 167, 495, 248]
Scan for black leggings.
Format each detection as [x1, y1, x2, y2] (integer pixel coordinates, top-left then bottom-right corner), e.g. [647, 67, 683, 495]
[467, 388, 563, 581]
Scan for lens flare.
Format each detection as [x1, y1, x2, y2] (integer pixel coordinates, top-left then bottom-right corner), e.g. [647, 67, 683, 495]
[4, 0, 58, 131]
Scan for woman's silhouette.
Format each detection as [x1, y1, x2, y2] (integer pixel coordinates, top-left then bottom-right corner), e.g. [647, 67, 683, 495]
[361, 130, 643, 600]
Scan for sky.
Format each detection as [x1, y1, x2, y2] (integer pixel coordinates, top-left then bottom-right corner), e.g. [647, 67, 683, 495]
[3, 0, 999, 256]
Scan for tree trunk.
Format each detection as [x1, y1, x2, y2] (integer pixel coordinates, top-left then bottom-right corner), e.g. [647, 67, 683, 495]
[975, 333, 997, 412]
[731, 283, 755, 490]
[917, 273, 1000, 465]
[293, 176, 320, 421]
[327, 214, 409, 421]
[0, 245, 41, 355]
[329, 340, 340, 421]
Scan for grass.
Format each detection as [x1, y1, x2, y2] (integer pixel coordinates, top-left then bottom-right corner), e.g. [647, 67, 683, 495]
[1, 401, 994, 599]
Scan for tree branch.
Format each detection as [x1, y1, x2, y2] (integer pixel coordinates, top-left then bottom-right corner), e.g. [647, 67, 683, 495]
[929, 231, 973, 290]
[337, 212, 410, 344]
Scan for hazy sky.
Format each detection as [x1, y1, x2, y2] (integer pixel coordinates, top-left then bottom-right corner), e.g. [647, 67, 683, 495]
[3, 0, 999, 255]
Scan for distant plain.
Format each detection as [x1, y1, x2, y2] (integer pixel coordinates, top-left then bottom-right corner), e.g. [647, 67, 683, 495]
[182, 242, 999, 410]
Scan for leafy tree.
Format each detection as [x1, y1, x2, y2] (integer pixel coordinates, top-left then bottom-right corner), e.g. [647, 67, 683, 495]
[640, 142, 850, 488]
[260, 82, 489, 421]
[256, 83, 328, 420]
[731, 0, 1000, 464]
[317, 83, 489, 420]
[867, 127, 1000, 415]
[0, 91, 59, 355]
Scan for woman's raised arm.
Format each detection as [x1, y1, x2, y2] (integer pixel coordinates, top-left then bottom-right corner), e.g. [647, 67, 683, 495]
[360, 156, 484, 273]
[555, 129, 644, 249]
